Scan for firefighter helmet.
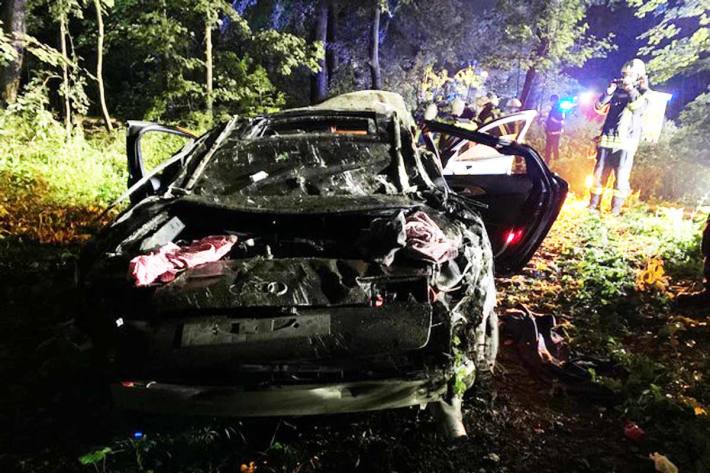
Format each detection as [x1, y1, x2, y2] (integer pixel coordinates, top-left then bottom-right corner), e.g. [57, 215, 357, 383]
[622, 58, 646, 81]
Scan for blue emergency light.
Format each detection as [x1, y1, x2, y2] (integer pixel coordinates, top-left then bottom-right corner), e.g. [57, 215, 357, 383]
[558, 98, 576, 111]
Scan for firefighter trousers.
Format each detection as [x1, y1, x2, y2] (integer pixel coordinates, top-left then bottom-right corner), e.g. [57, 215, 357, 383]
[589, 147, 635, 211]
[545, 132, 561, 164]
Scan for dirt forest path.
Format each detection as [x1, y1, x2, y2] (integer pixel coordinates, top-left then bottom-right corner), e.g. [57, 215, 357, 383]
[0, 196, 707, 473]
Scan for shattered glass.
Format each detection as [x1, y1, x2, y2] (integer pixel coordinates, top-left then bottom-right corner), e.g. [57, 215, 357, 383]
[192, 134, 400, 202]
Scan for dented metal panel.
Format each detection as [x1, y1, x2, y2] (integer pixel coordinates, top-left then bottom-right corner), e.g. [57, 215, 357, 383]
[79, 92, 506, 420]
[181, 314, 332, 346]
[111, 377, 447, 416]
[130, 302, 433, 365]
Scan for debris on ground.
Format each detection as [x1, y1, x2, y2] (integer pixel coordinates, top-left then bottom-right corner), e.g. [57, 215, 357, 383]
[649, 452, 679, 473]
[623, 420, 646, 442]
[499, 305, 621, 401]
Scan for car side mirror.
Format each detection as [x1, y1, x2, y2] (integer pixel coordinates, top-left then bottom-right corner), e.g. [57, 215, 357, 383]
[126, 121, 196, 204]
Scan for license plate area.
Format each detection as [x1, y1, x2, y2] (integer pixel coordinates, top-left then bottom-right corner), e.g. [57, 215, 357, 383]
[181, 314, 331, 347]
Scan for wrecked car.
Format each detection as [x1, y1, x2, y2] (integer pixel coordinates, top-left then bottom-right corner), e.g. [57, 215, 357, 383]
[79, 91, 567, 436]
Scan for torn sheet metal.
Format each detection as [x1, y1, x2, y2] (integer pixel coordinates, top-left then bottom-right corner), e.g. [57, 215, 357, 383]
[151, 257, 425, 310]
[79, 93, 500, 420]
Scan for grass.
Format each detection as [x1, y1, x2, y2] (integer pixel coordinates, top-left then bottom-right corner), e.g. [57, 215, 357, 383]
[0, 115, 194, 245]
[500, 193, 710, 471]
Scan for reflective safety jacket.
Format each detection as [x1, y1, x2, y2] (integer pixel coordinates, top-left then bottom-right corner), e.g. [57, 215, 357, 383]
[595, 85, 649, 151]
[478, 103, 502, 124]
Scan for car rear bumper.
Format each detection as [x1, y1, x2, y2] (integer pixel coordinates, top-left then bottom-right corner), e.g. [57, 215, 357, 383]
[112, 377, 447, 416]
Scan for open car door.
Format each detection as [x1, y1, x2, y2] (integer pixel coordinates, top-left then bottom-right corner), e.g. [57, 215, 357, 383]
[441, 110, 537, 175]
[125, 121, 196, 205]
[425, 119, 568, 275]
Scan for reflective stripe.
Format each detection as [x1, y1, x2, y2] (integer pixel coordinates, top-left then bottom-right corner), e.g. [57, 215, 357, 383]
[599, 135, 623, 147]
[626, 94, 647, 112]
[613, 188, 630, 198]
[594, 103, 610, 115]
[599, 134, 634, 150]
[626, 98, 642, 112]
[590, 186, 604, 195]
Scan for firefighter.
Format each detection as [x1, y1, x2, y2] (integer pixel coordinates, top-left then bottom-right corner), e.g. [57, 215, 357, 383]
[504, 97, 522, 114]
[677, 215, 710, 310]
[544, 95, 565, 164]
[477, 92, 501, 124]
[588, 58, 650, 214]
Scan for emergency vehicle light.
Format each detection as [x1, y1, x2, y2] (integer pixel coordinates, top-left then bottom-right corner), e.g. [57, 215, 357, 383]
[559, 99, 576, 111]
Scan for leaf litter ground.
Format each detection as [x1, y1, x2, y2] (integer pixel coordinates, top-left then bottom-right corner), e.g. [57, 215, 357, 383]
[0, 194, 708, 473]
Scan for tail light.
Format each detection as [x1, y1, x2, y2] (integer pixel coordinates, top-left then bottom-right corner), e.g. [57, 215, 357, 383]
[504, 228, 524, 246]
[370, 294, 385, 307]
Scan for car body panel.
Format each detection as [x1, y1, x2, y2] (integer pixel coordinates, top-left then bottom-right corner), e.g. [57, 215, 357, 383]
[425, 120, 568, 275]
[111, 377, 447, 417]
[442, 110, 537, 176]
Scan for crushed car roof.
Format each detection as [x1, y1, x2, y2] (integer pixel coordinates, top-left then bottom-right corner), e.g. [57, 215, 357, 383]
[283, 90, 416, 130]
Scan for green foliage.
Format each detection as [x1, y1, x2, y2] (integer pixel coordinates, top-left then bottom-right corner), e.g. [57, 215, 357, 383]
[96, 0, 321, 120]
[266, 441, 300, 469]
[105, 0, 205, 119]
[213, 52, 286, 118]
[487, 0, 615, 73]
[500, 195, 709, 468]
[252, 30, 324, 76]
[78, 447, 113, 466]
[19, 33, 66, 68]
[631, 94, 710, 203]
[0, 77, 126, 204]
[629, 0, 710, 82]
[547, 198, 702, 344]
[676, 92, 710, 166]
[47, 0, 84, 20]
[0, 21, 19, 66]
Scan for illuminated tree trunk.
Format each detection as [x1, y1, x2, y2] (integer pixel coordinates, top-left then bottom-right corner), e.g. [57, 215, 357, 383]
[519, 31, 550, 109]
[0, 0, 27, 105]
[326, 0, 337, 85]
[94, 0, 112, 131]
[519, 66, 537, 109]
[368, 5, 381, 90]
[59, 15, 71, 140]
[310, 0, 328, 104]
[205, 17, 213, 116]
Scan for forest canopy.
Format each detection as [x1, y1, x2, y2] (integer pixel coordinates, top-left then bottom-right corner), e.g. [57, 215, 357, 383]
[0, 0, 707, 205]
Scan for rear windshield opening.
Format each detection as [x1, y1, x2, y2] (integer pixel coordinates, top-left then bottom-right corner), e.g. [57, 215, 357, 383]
[262, 117, 375, 137]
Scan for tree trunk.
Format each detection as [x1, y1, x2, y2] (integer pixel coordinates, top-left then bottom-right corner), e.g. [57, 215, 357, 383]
[0, 0, 27, 105]
[205, 17, 213, 116]
[519, 37, 549, 109]
[94, 0, 112, 131]
[518, 66, 537, 109]
[326, 0, 337, 85]
[59, 15, 71, 140]
[368, 5, 381, 90]
[309, 0, 328, 104]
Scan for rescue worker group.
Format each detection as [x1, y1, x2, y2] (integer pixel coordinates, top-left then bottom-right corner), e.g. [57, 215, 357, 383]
[422, 57, 710, 309]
